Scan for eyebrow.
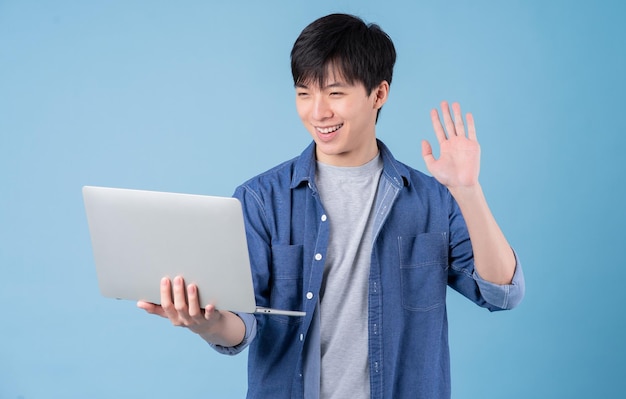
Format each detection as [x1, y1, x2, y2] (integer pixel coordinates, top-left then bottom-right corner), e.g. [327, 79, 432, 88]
[295, 81, 349, 90]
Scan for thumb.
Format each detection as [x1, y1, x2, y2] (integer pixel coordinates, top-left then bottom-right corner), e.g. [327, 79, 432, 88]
[421, 140, 436, 170]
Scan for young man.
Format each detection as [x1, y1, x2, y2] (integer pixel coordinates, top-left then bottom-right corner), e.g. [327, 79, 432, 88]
[139, 13, 525, 399]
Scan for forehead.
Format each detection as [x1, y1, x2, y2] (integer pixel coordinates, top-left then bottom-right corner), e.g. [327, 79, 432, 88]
[296, 62, 354, 89]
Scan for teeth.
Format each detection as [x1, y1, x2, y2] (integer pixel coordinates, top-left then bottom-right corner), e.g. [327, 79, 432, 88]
[316, 124, 343, 134]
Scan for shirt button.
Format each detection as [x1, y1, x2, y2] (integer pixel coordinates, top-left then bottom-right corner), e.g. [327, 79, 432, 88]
[321, 214, 327, 222]
[306, 292, 314, 300]
[300, 334, 304, 341]
[315, 253, 322, 261]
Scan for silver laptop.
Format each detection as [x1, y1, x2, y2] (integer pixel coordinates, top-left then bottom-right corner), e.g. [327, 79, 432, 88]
[83, 186, 305, 317]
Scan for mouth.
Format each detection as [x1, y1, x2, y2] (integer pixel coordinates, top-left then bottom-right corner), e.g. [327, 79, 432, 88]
[315, 123, 344, 134]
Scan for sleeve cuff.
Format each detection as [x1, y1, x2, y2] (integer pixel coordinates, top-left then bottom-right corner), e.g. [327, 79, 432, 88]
[209, 312, 257, 355]
[473, 248, 525, 310]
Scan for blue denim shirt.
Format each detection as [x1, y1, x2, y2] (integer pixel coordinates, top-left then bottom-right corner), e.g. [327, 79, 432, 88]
[213, 140, 525, 399]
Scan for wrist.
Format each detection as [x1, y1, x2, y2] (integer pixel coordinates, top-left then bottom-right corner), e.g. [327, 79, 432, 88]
[447, 183, 483, 203]
[198, 310, 245, 347]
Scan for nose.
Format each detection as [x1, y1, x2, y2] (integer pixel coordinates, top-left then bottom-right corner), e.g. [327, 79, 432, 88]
[312, 96, 332, 121]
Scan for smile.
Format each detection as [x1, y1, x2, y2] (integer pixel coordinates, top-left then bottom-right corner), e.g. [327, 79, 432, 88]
[316, 123, 344, 134]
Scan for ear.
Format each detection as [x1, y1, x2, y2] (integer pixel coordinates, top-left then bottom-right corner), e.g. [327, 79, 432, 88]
[372, 80, 390, 110]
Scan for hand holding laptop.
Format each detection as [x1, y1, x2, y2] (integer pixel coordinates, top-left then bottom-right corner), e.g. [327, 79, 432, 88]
[137, 276, 246, 347]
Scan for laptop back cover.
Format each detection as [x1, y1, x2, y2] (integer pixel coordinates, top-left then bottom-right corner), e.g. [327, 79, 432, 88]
[83, 186, 257, 313]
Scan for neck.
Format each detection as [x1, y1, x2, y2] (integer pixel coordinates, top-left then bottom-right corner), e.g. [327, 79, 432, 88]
[316, 138, 379, 167]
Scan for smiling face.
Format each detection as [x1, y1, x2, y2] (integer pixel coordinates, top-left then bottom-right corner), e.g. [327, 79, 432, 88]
[295, 68, 389, 167]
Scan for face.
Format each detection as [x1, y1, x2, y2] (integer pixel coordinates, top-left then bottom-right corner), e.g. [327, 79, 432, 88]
[295, 69, 389, 167]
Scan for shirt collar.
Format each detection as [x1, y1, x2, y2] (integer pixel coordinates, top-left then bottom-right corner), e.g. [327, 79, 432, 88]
[290, 139, 410, 190]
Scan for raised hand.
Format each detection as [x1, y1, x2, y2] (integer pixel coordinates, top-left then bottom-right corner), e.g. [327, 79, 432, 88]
[421, 101, 480, 190]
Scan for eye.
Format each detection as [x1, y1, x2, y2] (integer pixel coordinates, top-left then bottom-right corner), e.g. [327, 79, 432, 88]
[297, 91, 309, 98]
[329, 91, 344, 97]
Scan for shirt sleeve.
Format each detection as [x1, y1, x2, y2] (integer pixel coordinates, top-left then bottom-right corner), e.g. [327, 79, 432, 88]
[208, 312, 258, 356]
[473, 248, 525, 310]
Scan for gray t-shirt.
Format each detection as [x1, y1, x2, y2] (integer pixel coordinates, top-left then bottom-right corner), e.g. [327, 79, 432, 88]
[315, 154, 383, 399]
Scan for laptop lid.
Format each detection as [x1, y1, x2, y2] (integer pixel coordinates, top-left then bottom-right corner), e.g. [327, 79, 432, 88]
[82, 186, 305, 317]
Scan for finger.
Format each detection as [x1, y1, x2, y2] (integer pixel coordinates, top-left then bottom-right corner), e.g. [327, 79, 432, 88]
[137, 301, 167, 318]
[441, 101, 457, 136]
[452, 102, 465, 138]
[466, 112, 477, 141]
[204, 304, 220, 321]
[430, 108, 447, 143]
[160, 277, 176, 316]
[186, 283, 203, 319]
[173, 276, 190, 321]
[421, 140, 436, 171]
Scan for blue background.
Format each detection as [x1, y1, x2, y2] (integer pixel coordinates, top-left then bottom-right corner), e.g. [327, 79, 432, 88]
[1, 1, 625, 398]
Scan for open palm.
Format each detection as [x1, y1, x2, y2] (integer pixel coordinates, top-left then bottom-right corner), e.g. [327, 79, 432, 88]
[422, 101, 481, 189]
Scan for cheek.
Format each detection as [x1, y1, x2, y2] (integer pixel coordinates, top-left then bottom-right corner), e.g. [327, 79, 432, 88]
[334, 100, 358, 120]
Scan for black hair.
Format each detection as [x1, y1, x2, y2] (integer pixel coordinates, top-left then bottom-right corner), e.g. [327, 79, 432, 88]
[290, 13, 396, 97]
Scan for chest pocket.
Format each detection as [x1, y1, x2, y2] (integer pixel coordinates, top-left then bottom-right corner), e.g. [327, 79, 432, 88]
[398, 232, 449, 312]
[269, 244, 304, 324]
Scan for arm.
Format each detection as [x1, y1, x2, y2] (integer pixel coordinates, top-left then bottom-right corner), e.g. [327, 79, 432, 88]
[422, 101, 515, 285]
[137, 276, 246, 347]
